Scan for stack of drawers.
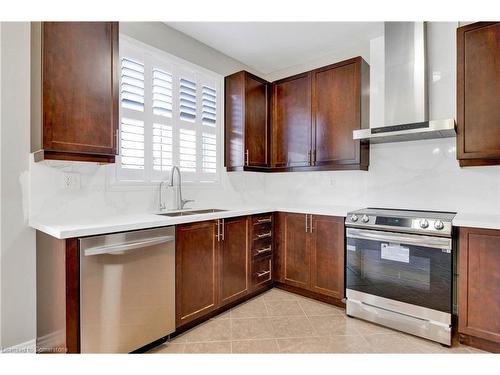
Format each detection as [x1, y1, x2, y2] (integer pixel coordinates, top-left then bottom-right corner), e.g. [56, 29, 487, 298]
[250, 213, 274, 290]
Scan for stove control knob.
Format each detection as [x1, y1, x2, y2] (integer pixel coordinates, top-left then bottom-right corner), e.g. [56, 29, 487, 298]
[361, 215, 370, 223]
[420, 219, 429, 229]
[350, 214, 359, 222]
[434, 220, 444, 230]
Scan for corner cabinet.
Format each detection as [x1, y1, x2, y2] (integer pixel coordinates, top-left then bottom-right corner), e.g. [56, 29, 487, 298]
[457, 22, 500, 167]
[274, 213, 345, 302]
[458, 227, 500, 353]
[224, 56, 370, 173]
[31, 22, 119, 163]
[224, 71, 271, 171]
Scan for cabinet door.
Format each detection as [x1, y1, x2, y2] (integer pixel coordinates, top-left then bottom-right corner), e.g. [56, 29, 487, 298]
[176, 221, 218, 327]
[225, 72, 245, 169]
[219, 217, 250, 305]
[458, 227, 500, 344]
[272, 73, 312, 168]
[41, 22, 118, 157]
[245, 74, 269, 167]
[312, 58, 368, 168]
[457, 22, 500, 166]
[310, 215, 345, 298]
[279, 213, 310, 289]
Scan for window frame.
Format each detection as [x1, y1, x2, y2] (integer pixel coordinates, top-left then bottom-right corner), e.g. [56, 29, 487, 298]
[109, 35, 223, 187]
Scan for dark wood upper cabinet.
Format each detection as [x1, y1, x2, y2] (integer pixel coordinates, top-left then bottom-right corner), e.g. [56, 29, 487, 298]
[219, 217, 250, 305]
[31, 22, 119, 163]
[224, 71, 270, 171]
[176, 221, 219, 327]
[457, 22, 500, 167]
[272, 72, 313, 168]
[458, 227, 500, 353]
[312, 57, 369, 170]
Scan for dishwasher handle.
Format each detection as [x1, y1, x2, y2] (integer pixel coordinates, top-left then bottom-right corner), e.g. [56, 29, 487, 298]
[83, 235, 175, 256]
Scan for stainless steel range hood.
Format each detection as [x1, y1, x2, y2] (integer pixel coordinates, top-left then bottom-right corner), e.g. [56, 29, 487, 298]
[353, 22, 456, 144]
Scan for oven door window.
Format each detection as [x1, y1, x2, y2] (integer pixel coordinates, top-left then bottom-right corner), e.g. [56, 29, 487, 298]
[346, 228, 452, 313]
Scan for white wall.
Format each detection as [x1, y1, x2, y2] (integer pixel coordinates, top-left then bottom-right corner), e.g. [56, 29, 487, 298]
[0, 22, 36, 349]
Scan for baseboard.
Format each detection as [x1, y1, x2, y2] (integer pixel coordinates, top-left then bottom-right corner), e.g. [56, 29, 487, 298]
[1, 338, 36, 354]
[459, 333, 499, 353]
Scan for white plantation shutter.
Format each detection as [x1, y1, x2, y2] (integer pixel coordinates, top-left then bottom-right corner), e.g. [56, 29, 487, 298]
[121, 58, 145, 111]
[116, 36, 221, 184]
[179, 78, 197, 122]
[152, 68, 173, 118]
[202, 86, 217, 126]
[152, 123, 173, 171]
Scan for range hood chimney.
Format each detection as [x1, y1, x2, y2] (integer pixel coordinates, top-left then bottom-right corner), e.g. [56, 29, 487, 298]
[354, 22, 456, 144]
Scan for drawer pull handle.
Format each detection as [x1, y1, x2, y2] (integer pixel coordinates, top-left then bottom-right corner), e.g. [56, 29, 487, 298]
[256, 231, 272, 239]
[256, 270, 271, 278]
[256, 246, 272, 254]
[256, 218, 272, 224]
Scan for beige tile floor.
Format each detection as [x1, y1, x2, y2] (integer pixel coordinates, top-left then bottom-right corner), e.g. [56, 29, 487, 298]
[149, 288, 487, 354]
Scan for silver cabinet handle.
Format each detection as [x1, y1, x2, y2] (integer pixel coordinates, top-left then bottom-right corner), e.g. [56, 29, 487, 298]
[221, 218, 225, 241]
[309, 214, 313, 233]
[256, 217, 272, 224]
[84, 235, 175, 256]
[346, 228, 452, 250]
[256, 231, 272, 239]
[256, 270, 271, 278]
[256, 246, 272, 254]
[216, 220, 220, 242]
[245, 149, 249, 166]
[305, 214, 309, 233]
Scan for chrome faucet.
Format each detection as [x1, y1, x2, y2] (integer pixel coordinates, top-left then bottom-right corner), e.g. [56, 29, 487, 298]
[159, 166, 194, 211]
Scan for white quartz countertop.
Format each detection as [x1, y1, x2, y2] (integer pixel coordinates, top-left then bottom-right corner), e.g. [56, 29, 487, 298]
[452, 213, 500, 231]
[29, 204, 358, 239]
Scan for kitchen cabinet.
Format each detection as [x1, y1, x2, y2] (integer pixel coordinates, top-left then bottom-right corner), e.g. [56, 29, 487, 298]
[275, 212, 345, 301]
[219, 216, 250, 305]
[250, 213, 275, 290]
[458, 227, 500, 353]
[272, 72, 313, 168]
[457, 22, 500, 167]
[309, 215, 345, 299]
[312, 57, 369, 170]
[176, 220, 219, 327]
[224, 71, 271, 171]
[31, 22, 119, 163]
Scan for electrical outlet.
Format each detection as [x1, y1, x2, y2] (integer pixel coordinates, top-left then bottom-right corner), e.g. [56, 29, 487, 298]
[62, 172, 81, 190]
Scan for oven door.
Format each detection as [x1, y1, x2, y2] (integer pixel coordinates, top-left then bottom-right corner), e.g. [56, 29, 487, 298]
[346, 227, 452, 313]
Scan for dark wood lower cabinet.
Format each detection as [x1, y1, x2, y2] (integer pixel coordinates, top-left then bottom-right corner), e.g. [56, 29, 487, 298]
[310, 215, 345, 299]
[458, 227, 500, 352]
[175, 221, 219, 327]
[219, 217, 250, 305]
[275, 212, 345, 302]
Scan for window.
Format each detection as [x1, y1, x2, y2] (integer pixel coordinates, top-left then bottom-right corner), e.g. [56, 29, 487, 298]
[116, 36, 222, 184]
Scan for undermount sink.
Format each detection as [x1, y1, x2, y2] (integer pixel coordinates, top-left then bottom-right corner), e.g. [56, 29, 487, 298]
[157, 208, 227, 217]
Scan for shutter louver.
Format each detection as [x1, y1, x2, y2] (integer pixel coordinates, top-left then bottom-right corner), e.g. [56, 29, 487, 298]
[202, 86, 217, 126]
[120, 117, 144, 169]
[202, 132, 217, 173]
[179, 78, 197, 122]
[152, 123, 173, 171]
[152, 68, 173, 118]
[121, 57, 145, 111]
[179, 129, 197, 172]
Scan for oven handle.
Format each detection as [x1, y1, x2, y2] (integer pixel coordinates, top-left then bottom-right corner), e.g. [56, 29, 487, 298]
[346, 228, 452, 250]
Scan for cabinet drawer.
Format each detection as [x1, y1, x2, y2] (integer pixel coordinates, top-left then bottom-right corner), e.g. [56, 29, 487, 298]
[252, 214, 273, 225]
[252, 256, 272, 287]
[252, 242, 273, 258]
[252, 224, 273, 241]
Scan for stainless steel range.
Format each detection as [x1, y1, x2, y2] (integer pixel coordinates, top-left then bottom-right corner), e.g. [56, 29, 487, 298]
[345, 208, 456, 346]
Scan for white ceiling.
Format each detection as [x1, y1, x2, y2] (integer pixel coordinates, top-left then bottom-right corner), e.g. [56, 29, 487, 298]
[165, 22, 384, 75]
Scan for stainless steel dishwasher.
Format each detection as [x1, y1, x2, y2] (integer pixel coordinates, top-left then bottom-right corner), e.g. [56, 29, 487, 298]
[79, 226, 175, 353]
